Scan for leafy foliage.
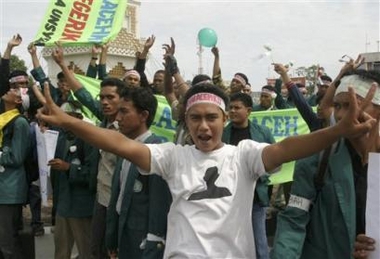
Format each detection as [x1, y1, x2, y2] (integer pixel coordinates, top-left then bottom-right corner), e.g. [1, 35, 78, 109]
[9, 54, 27, 72]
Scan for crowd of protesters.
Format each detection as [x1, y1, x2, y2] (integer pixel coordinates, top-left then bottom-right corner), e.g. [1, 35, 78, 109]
[0, 33, 379, 259]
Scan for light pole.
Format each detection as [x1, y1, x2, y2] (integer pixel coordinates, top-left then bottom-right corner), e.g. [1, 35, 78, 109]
[197, 41, 204, 75]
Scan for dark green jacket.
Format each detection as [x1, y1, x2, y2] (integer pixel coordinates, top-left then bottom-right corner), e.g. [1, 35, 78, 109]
[271, 140, 356, 259]
[30, 66, 73, 106]
[222, 120, 275, 206]
[86, 63, 107, 80]
[0, 116, 30, 204]
[74, 87, 104, 122]
[52, 131, 97, 218]
[106, 134, 172, 259]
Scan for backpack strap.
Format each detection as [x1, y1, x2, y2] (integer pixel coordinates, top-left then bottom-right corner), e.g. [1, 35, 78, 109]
[314, 145, 332, 192]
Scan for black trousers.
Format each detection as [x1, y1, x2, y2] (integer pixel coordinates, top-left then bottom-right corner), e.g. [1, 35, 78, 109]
[0, 204, 23, 259]
[90, 201, 109, 259]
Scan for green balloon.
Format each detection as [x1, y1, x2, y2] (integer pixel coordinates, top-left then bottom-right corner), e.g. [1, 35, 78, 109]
[198, 28, 218, 47]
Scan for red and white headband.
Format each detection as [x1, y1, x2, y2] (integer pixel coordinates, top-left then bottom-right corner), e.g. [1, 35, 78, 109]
[9, 75, 28, 84]
[123, 70, 141, 81]
[233, 75, 247, 86]
[186, 93, 226, 112]
[261, 88, 277, 99]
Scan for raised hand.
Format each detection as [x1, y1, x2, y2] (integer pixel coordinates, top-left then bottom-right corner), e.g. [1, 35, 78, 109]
[339, 54, 365, 76]
[8, 34, 22, 48]
[144, 35, 156, 50]
[273, 63, 291, 83]
[211, 46, 219, 57]
[338, 86, 377, 139]
[52, 42, 65, 66]
[27, 43, 37, 55]
[273, 63, 289, 76]
[91, 44, 101, 56]
[36, 82, 70, 128]
[162, 37, 175, 57]
[101, 41, 110, 51]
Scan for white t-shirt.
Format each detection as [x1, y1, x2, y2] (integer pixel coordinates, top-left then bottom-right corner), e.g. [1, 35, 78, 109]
[142, 139, 269, 259]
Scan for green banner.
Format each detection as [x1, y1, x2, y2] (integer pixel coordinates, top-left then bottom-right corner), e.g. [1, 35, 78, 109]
[34, 0, 128, 46]
[74, 74, 312, 184]
[73, 74, 177, 141]
[247, 109, 311, 185]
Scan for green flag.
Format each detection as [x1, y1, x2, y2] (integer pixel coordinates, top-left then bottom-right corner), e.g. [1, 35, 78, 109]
[73, 74, 177, 141]
[34, 0, 128, 46]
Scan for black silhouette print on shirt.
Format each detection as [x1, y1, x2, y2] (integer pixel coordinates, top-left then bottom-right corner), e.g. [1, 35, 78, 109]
[188, 166, 232, 200]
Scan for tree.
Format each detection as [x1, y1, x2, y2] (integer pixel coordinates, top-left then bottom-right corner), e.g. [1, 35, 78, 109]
[294, 64, 320, 94]
[9, 54, 27, 72]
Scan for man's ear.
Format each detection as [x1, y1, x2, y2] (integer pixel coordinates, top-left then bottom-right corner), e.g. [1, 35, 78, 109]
[15, 97, 23, 106]
[140, 110, 149, 123]
[223, 111, 228, 123]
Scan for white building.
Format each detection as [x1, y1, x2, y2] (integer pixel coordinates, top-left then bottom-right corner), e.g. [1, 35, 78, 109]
[359, 52, 380, 72]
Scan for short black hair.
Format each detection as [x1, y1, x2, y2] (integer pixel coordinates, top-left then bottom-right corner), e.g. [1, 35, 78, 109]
[120, 87, 157, 128]
[320, 75, 332, 83]
[183, 83, 229, 112]
[57, 72, 65, 80]
[192, 74, 211, 86]
[154, 70, 165, 76]
[262, 85, 276, 92]
[100, 77, 126, 96]
[230, 92, 253, 108]
[9, 70, 28, 79]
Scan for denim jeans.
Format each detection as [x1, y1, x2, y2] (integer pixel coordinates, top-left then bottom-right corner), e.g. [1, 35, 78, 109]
[252, 203, 269, 259]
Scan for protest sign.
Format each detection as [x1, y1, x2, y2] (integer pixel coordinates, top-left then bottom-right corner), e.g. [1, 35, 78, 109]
[366, 152, 380, 259]
[36, 125, 59, 206]
[34, 0, 128, 46]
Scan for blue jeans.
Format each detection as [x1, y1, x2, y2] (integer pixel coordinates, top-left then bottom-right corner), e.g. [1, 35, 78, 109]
[252, 203, 269, 259]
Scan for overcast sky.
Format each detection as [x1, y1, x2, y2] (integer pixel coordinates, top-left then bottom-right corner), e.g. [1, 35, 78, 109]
[1, 0, 379, 91]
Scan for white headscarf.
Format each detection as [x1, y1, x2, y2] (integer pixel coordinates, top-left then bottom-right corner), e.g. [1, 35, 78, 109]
[335, 74, 380, 105]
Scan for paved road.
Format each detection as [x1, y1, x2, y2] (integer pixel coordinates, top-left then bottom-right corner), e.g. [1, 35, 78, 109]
[35, 227, 78, 259]
[35, 227, 54, 259]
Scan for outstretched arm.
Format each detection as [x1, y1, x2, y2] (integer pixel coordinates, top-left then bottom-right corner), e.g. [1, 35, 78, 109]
[36, 85, 152, 172]
[262, 86, 377, 172]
